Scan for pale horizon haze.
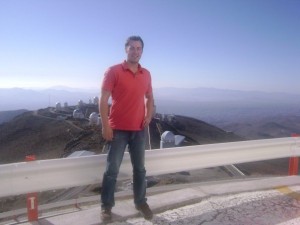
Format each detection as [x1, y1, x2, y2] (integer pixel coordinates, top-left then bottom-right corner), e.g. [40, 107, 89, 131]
[0, 0, 299, 94]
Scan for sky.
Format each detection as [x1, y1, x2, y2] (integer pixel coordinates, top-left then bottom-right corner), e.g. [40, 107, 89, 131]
[0, 0, 299, 94]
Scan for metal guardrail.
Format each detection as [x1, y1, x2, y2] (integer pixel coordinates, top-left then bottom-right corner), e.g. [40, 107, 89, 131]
[1, 137, 300, 198]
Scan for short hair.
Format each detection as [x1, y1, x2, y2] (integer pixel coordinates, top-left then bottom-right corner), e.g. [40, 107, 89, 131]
[125, 36, 144, 49]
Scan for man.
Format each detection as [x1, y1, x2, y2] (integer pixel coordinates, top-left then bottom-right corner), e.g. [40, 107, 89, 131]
[99, 36, 154, 222]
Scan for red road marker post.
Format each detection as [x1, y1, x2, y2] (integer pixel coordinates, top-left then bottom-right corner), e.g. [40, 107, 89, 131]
[25, 155, 39, 221]
[289, 134, 300, 176]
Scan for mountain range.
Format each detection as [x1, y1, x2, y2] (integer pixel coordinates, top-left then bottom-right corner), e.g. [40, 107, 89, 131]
[154, 87, 300, 124]
[0, 87, 98, 112]
[2, 87, 300, 117]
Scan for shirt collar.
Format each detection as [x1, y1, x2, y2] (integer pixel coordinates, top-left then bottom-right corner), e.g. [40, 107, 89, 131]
[122, 60, 143, 73]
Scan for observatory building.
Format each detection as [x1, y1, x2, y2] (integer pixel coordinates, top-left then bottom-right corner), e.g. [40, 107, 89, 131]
[93, 96, 99, 105]
[89, 112, 100, 126]
[160, 131, 185, 149]
[73, 109, 84, 119]
[55, 102, 62, 111]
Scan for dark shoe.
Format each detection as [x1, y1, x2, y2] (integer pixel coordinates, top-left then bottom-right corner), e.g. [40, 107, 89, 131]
[101, 207, 112, 222]
[135, 203, 153, 220]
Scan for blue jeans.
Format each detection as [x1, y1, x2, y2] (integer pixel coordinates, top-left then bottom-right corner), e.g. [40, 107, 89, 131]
[101, 129, 147, 209]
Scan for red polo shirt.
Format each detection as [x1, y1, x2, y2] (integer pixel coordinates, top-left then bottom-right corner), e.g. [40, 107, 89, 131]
[102, 61, 152, 130]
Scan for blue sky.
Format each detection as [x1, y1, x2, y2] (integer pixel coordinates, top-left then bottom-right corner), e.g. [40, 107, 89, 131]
[0, 0, 299, 93]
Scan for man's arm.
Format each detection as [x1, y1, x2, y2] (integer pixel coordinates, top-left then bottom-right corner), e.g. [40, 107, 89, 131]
[143, 92, 154, 127]
[99, 89, 113, 141]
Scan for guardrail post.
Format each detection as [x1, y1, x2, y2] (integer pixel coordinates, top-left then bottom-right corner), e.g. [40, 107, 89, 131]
[26, 155, 39, 221]
[289, 134, 300, 176]
[288, 157, 298, 175]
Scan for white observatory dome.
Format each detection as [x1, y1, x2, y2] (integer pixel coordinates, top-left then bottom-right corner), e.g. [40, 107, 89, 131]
[161, 131, 175, 143]
[93, 96, 99, 105]
[89, 112, 99, 125]
[55, 102, 61, 111]
[73, 109, 84, 119]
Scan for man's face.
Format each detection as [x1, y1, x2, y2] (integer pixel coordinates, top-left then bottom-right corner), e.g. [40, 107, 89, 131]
[125, 40, 143, 64]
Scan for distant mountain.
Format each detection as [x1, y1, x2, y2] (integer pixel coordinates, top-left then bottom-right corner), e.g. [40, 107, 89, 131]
[154, 87, 300, 103]
[154, 87, 300, 125]
[0, 88, 98, 111]
[153, 88, 300, 139]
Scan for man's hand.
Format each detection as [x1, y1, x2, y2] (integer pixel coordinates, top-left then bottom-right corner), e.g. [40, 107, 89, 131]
[99, 89, 113, 141]
[144, 92, 154, 128]
[143, 116, 152, 128]
[102, 126, 113, 141]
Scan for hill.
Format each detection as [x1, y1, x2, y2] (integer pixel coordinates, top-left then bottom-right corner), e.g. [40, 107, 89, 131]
[0, 109, 28, 124]
[219, 115, 300, 140]
[0, 105, 243, 164]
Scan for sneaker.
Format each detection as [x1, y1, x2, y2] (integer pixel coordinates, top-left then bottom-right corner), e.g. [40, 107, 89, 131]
[135, 203, 153, 220]
[101, 207, 112, 222]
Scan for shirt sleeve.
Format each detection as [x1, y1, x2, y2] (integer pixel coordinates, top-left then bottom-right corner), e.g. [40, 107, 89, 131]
[101, 67, 115, 92]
